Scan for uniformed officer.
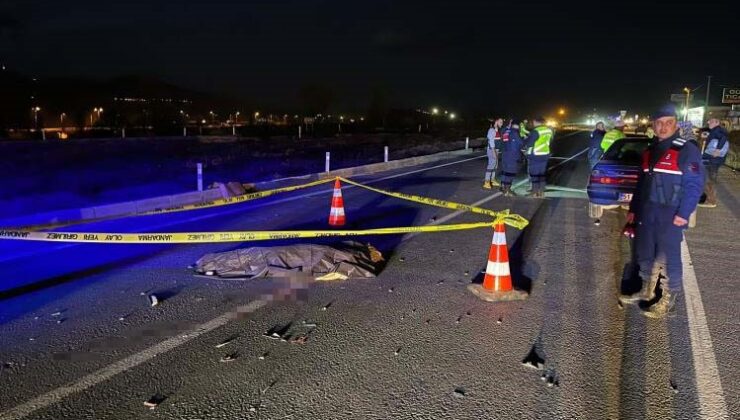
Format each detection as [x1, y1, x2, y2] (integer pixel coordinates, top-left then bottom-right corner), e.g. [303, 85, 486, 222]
[588, 121, 606, 168]
[523, 117, 553, 198]
[600, 120, 626, 154]
[500, 119, 524, 196]
[483, 118, 504, 189]
[620, 105, 704, 318]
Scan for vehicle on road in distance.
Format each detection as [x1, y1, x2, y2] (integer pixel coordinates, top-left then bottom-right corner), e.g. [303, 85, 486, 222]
[587, 137, 650, 218]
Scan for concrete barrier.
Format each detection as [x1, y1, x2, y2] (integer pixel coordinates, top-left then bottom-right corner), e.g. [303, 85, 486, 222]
[0, 148, 481, 229]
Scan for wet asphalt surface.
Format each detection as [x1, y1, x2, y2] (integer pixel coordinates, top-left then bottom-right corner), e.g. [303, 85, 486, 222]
[0, 131, 736, 419]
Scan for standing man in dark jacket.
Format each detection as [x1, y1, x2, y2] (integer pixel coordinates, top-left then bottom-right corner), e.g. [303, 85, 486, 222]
[483, 118, 504, 189]
[698, 118, 730, 208]
[588, 121, 606, 168]
[500, 119, 524, 196]
[619, 105, 704, 318]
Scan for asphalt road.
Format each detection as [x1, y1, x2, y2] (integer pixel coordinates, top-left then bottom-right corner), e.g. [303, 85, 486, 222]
[0, 131, 736, 419]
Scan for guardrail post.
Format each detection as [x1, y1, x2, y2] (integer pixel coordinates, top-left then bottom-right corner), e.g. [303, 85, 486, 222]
[197, 162, 203, 191]
[465, 137, 469, 150]
[325, 152, 331, 173]
[384, 146, 389, 162]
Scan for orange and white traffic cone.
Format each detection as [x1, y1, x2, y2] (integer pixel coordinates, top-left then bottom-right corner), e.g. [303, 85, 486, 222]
[468, 222, 528, 301]
[328, 178, 346, 226]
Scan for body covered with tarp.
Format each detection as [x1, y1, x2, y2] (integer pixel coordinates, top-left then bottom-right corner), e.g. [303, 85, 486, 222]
[193, 242, 383, 281]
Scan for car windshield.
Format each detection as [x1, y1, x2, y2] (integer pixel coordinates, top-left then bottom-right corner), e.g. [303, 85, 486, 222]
[603, 139, 650, 164]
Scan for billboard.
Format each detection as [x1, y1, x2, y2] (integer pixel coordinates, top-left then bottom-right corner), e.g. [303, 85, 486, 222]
[722, 88, 740, 104]
[687, 107, 704, 128]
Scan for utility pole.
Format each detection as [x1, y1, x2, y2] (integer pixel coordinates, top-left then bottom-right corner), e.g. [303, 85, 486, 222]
[705, 75, 712, 109]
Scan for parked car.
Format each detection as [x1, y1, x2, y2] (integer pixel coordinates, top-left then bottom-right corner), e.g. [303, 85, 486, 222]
[587, 137, 650, 218]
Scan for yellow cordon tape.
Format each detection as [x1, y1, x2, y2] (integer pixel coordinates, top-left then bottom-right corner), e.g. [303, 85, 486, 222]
[338, 177, 529, 230]
[137, 177, 336, 216]
[0, 221, 497, 244]
[0, 177, 528, 244]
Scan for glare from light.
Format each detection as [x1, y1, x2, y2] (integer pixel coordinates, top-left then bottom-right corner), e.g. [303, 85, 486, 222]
[449, 113, 456, 120]
[432, 107, 439, 115]
[558, 108, 565, 116]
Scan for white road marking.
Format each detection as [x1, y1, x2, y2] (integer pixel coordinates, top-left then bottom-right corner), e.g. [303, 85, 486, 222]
[1, 138, 587, 418]
[680, 239, 729, 419]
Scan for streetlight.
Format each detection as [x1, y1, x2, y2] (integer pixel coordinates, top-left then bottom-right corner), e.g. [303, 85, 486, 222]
[558, 108, 566, 116]
[449, 113, 456, 120]
[431, 107, 439, 115]
[31, 107, 41, 129]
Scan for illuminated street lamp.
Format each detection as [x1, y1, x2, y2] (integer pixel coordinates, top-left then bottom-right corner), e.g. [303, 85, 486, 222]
[558, 108, 566, 116]
[91, 107, 103, 126]
[431, 107, 439, 115]
[31, 106, 41, 129]
[449, 113, 456, 120]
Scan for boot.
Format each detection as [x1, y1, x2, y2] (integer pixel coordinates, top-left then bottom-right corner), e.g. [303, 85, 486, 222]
[490, 178, 500, 187]
[501, 184, 513, 197]
[642, 282, 680, 319]
[483, 181, 492, 190]
[619, 273, 657, 304]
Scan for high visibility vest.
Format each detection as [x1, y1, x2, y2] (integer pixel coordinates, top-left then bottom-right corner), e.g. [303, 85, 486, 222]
[520, 122, 530, 138]
[600, 129, 625, 152]
[528, 126, 553, 156]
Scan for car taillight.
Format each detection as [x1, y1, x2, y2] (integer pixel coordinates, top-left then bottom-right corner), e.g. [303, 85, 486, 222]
[590, 170, 638, 185]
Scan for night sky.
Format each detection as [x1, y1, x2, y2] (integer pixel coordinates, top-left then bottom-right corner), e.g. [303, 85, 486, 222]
[2, 0, 738, 117]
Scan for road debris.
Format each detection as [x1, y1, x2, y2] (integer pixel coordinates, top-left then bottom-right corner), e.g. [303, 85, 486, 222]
[321, 301, 333, 311]
[290, 335, 309, 345]
[144, 394, 167, 409]
[453, 387, 466, 397]
[399, 257, 406, 262]
[464, 271, 470, 276]
[258, 352, 269, 360]
[50, 311, 63, 317]
[220, 352, 239, 362]
[264, 323, 292, 340]
[394, 347, 402, 356]
[497, 318, 503, 324]
[522, 345, 546, 370]
[388, 287, 394, 293]
[56, 318, 65, 325]
[670, 379, 678, 394]
[149, 294, 159, 307]
[215, 335, 239, 348]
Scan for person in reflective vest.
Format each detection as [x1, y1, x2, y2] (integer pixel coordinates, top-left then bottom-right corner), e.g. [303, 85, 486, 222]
[523, 117, 553, 198]
[483, 117, 504, 189]
[588, 121, 606, 168]
[500, 119, 524, 196]
[620, 105, 704, 318]
[519, 119, 530, 138]
[600, 120, 626, 154]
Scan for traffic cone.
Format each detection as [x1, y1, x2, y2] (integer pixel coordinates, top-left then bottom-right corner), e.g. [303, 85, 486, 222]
[468, 223, 528, 302]
[328, 178, 346, 226]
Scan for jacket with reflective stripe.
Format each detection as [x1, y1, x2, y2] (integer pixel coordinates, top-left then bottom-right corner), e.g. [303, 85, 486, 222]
[630, 134, 704, 220]
[526, 126, 553, 156]
[600, 129, 625, 152]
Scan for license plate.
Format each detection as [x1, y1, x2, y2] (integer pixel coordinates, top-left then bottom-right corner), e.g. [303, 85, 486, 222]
[619, 193, 633, 202]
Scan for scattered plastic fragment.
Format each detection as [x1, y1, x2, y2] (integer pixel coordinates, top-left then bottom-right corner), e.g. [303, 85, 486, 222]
[215, 335, 239, 348]
[449, 249, 455, 253]
[56, 319, 65, 325]
[144, 394, 167, 409]
[453, 387, 466, 397]
[497, 318, 503, 324]
[51, 311, 62, 317]
[394, 347, 402, 356]
[464, 271, 469, 276]
[399, 257, 406, 262]
[258, 352, 269, 360]
[149, 294, 159, 307]
[594, 219, 600, 226]
[321, 301, 333, 311]
[220, 352, 239, 362]
[522, 345, 546, 370]
[290, 335, 309, 345]
[670, 379, 678, 393]
[456, 316, 462, 324]
[388, 287, 394, 293]
[437, 279, 444, 285]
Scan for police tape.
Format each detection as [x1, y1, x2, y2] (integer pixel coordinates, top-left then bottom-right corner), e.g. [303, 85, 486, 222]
[338, 177, 529, 230]
[0, 221, 499, 244]
[137, 177, 337, 216]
